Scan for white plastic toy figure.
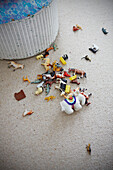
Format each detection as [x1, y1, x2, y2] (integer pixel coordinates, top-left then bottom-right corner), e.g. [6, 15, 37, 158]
[60, 88, 91, 114]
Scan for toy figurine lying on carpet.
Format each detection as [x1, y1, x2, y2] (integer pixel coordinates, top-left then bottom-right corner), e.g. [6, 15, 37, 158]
[60, 88, 92, 114]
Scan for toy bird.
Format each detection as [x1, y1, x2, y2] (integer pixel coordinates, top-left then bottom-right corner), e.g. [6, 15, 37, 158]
[81, 55, 91, 62]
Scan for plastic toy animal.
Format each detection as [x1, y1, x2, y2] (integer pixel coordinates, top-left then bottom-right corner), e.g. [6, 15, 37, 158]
[41, 58, 50, 71]
[60, 54, 68, 65]
[36, 54, 44, 60]
[35, 87, 43, 95]
[86, 144, 91, 154]
[45, 96, 56, 102]
[55, 78, 67, 96]
[89, 44, 99, 53]
[76, 24, 82, 30]
[68, 68, 86, 79]
[81, 55, 91, 62]
[70, 79, 80, 85]
[102, 28, 108, 34]
[60, 88, 91, 114]
[23, 76, 30, 83]
[22, 109, 34, 117]
[73, 26, 79, 31]
[8, 61, 24, 71]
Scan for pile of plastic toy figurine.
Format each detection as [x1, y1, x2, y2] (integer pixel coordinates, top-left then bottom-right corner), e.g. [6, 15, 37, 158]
[8, 25, 108, 116]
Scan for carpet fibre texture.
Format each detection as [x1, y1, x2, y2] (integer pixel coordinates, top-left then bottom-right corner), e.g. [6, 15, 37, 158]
[0, 0, 113, 169]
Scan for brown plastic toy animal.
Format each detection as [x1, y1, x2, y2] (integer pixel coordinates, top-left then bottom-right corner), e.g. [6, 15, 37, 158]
[68, 68, 86, 79]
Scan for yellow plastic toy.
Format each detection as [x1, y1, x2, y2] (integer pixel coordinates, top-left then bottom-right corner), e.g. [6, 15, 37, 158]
[60, 56, 67, 65]
[41, 58, 50, 71]
[45, 96, 56, 102]
[65, 85, 71, 93]
[69, 75, 77, 81]
[36, 54, 44, 60]
[76, 24, 82, 30]
[23, 76, 31, 83]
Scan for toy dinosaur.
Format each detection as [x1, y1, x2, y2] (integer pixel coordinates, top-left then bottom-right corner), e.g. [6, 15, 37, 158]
[45, 84, 51, 95]
[45, 96, 56, 102]
[8, 61, 24, 71]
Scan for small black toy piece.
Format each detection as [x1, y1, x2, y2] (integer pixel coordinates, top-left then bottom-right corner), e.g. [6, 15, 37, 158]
[102, 28, 108, 34]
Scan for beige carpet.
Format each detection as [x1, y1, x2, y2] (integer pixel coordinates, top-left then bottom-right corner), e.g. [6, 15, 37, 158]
[0, 0, 113, 169]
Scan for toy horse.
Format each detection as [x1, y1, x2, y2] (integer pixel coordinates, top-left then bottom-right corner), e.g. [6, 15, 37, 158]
[68, 68, 86, 79]
[8, 61, 24, 71]
[60, 88, 91, 114]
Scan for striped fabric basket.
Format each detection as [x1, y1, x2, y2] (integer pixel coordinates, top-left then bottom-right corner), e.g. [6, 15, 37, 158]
[0, 0, 58, 60]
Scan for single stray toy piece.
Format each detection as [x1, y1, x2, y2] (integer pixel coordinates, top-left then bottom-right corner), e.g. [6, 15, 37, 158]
[23, 76, 30, 83]
[14, 90, 26, 101]
[73, 26, 79, 32]
[22, 109, 34, 117]
[102, 28, 108, 34]
[81, 55, 91, 62]
[45, 96, 56, 102]
[8, 61, 24, 71]
[86, 144, 91, 154]
[89, 44, 99, 53]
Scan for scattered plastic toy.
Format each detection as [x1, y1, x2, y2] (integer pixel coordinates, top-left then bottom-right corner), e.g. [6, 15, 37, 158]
[86, 144, 91, 154]
[70, 78, 80, 85]
[52, 43, 58, 51]
[68, 68, 86, 79]
[102, 28, 108, 34]
[35, 87, 43, 95]
[22, 109, 34, 117]
[41, 58, 50, 71]
[73, 26, 79, 32]
[45, 96, 56, 102]
[23, 76, 30, 83]
[76, 24, 82, 30]
[60, 54, 68, 65]
[8, 61, 24, 71]
[60, 88, 92, 114]
[36, 54, 44, 60]
[45, 84, 50, 95]
[89, 44, 99, 53]
[55, 78, 67, 96]
[81, 55, 91, 62]
[14, 90, 26, 101]
[69, 75, 77, 81]
[31, 80, 42, 84]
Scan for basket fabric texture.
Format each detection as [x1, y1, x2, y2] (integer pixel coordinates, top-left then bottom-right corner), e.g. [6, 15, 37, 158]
[0, 0, 58, 59]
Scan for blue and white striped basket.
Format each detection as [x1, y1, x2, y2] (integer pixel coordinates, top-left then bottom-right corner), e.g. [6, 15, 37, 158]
[0, 0, 58, 60]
